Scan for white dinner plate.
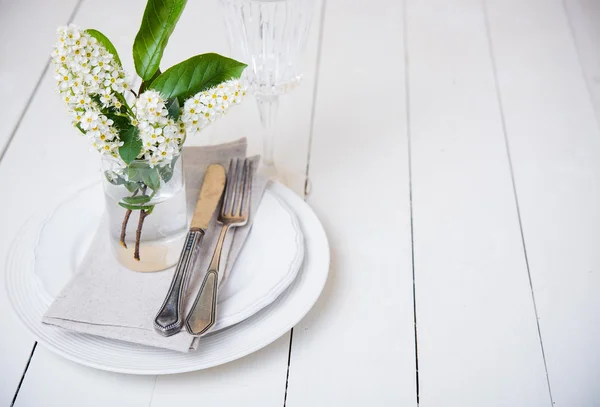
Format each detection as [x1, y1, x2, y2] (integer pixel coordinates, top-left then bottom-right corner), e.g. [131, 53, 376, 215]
[33, 181, 305, 333]
[6, 181, 329, 374]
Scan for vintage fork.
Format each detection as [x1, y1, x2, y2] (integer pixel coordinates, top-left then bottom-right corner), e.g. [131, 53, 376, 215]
[184, 157, 253, 336]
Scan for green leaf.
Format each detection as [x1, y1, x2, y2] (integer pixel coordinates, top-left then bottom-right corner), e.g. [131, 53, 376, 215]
[85, 29, 123, 67]
[127, 161, 148, 181]
[139, 69, 162, 94]
[141, 167, 161, 191]
[123, 195, 151, 204]
[118, 202, 155, 211]
[133, 0, 187, 81]
[165, 97, 180, 121]
[126, 161, 161, 191]
[90, 94, 104, 109]
[149, 53, 247, 102]
[113, 92, 133, 115]
[157, 155, 179, 183]
[119, 126, 142, 164]
[124, 181, 139, 193]
[107, 113, 131, 132]
[89, 94, 131, 130]
[75, 122, 86, 135]
[126, 165, 140, 182]
[158, 164, 173, 183]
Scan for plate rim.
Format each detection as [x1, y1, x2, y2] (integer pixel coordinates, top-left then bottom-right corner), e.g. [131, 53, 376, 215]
[210, 188, 306, 332]
[6, 181, 330, 374]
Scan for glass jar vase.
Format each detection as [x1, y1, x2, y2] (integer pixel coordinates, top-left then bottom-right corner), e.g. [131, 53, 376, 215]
[101, 155, 188, 272]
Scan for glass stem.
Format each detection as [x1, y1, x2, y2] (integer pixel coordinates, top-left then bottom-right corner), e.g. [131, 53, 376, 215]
[256, 95, 279, 167]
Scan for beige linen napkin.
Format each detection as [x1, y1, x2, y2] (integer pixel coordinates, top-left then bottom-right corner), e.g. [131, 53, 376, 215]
[43, 139, 268, 352]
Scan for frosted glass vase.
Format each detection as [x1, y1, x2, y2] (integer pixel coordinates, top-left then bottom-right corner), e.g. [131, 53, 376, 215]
[101, 156, 188, 272]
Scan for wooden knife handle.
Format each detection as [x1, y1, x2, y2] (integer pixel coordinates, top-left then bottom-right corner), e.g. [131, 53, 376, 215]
[190, 164, 226, 230]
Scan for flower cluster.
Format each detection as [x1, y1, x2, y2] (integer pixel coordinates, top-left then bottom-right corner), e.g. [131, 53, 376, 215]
[53, 25, 247, 168]
[133, 90, 182, 167]
[132, 81, 246, 167]
[52, 25, 131, 156]
[181, 79, 246, 137]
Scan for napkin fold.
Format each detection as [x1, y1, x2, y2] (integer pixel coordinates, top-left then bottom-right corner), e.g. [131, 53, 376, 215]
[43, 139, 268, 352]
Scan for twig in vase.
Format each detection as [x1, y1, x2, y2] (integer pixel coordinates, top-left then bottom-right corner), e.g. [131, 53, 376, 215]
[133, 185, 149, 261]
[119, 188, 139, 248]
[120, 210, 132, 248]
[134, 209, 149, 261]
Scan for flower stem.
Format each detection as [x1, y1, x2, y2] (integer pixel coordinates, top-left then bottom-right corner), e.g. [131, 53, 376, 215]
[133, 185, 149, 261]
[119, 189, 139, 248]
[112, 111, 130, 119]
[120, 210, 132, 248]
[134, 209, 149, 261]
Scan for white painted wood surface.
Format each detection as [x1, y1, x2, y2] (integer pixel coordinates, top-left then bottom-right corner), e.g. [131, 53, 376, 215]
[8, 0, 321, 405]
[285, 0, 417, 405]
[486, 0, 600, 405]
[7, 2, 157, 405]
[407, 0, 551, 405]
[0, 0, 78, 156]
[2, 0, 600, 405]
[0, 1, 79, 405]
[564, 0, 600, 126]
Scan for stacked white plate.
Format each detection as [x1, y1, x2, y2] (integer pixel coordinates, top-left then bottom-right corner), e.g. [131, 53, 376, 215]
[6, 181, 329, 374]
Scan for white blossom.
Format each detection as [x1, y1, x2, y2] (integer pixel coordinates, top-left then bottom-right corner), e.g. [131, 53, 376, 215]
[180, 79, 246, 139]
[133, 90, 182, 167]
[54, 24, 246, 169]
[52, 24, 130, 157]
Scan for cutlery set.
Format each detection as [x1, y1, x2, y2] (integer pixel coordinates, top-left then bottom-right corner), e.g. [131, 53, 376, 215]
[154, 157, 253, 337]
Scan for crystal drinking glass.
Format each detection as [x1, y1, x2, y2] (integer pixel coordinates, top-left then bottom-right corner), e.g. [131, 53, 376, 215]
[220, 0, 316, 180]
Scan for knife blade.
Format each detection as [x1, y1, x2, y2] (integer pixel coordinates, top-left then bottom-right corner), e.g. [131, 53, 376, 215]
[153, 164, 226, 337]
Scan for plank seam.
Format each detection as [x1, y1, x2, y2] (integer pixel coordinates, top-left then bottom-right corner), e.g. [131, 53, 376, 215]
[302, 0, 327, 196]
[284, 0, 327, 404]
[402, 0, 420, 405]
[482, 1, 555, 405]
[561, 0, 600, 133]
[282, 329, 294, 407]
[7, 1, 84, 404]
[147, 375, 158, 407]
[0, 0, 85, 166]
[10, 342, 37, 407]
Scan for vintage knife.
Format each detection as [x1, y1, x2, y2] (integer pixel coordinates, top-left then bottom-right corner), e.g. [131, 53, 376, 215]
[153, 164, 226, 337]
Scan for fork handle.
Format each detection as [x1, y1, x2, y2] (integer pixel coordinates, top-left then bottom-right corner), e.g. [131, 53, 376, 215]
[185, 224, 231, 336]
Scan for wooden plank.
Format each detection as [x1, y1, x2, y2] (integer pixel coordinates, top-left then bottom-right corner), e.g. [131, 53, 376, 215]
[0, 0, 79, 156]
[486, 0, 600, 405]
[0, 1, 80, 404]
[7, 1, 157, 405]
[151, 336, 290, 407]
[14, 347, 155, 407]
[151, 0, 322, 403]
[284, 0, 417, 405]
[563, 0, 600, 126]
[406, 0, 553, 405]
[12, 0, 321, 404]
[163, 0, 320, 196]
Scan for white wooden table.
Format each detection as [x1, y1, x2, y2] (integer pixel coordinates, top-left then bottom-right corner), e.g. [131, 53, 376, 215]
[1, 0, 600, 405]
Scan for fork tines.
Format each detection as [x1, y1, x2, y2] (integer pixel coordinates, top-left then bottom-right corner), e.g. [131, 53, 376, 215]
[222, 158, 253, 223]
